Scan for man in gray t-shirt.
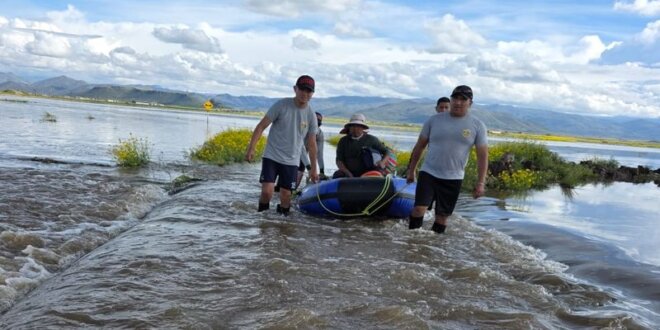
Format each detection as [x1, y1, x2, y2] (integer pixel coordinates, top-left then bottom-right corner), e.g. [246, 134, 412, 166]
[245, 75, 319, 215]
[406, 85, 488, 233]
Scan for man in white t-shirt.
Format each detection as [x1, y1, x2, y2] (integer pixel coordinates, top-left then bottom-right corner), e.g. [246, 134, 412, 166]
[406, 85, 488, 233]
[245, 75, 319, 215]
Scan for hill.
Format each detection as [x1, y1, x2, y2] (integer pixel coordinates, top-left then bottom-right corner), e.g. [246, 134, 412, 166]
[31, 76, 89, 95]
[0, 72, 28, 84]
[2, 72, 658, 141]
[79, 86, 207, 107]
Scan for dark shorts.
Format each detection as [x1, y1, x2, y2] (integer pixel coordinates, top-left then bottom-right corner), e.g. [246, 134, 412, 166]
[414, 171, 463, 216]
[260, 158, 298, 191]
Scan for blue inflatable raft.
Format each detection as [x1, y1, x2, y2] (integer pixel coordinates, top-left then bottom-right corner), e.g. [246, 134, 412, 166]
[297, 176, 416, 218]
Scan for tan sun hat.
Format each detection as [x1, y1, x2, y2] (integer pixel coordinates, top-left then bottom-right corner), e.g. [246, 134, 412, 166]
[339, 113, 369, 134]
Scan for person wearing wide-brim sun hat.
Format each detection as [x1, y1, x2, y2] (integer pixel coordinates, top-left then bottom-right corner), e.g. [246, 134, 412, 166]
[332, 113, 391, 179]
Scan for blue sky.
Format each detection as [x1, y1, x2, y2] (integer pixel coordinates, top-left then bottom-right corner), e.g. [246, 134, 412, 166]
[1, 0, 659, 117]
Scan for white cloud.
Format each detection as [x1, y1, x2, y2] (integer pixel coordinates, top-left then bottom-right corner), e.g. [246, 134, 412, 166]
[24, 31, 72, 58]
[291, 32, 320, 50]
[638, 19, 660, 44]
[245, 0, 362, 18]
[567, 35, 622, 64]
[614, 0, 660, 16]
[46, 4, 85, 23]
[153, 26, 223, 53]
[1, 3, 660, 118]
[426, 14, 487, 53]
[333, 22, 372, 38]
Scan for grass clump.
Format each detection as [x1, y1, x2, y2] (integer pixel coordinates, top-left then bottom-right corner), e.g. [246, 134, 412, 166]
[111, 135, 151, 167]
[41, 112, 57, 122]
[327, 134, 342, 146]
[190, 129, 265, 165]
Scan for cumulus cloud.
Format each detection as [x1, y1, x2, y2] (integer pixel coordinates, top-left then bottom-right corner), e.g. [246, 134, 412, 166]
[638, 20, 660, 44]
[1, 4, 660, 118]
[245, 0, 362, 17]
[333, 22, 372, 38]
[614, 0, 660, 16]
[291, 33, 320, 50]
[426, 14, 487, 53]
[24, 31, 72, 58]
[152, 26, 223, 53]
[568, 35, 621, 64]
[46, 4, 85, 23]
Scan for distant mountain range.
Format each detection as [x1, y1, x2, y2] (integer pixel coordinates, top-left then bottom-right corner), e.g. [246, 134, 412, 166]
[2, 72, 659, 141]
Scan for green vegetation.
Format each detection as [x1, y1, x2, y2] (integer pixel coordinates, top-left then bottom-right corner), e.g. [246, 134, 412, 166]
[189, 129, 265, 166]
[464, 141, 599, 191]
[165, 175, 204, 195]
[40, 112, 57, 122]
[1, 90, 28, 96]
[491, 131, 660, 149]
[327, 136, 620, 192]
[326, 134, 342, 146]
[110, 135, 151, 167]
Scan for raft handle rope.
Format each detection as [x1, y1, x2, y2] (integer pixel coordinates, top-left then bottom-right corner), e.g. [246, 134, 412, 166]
[314, 174, 412, 217]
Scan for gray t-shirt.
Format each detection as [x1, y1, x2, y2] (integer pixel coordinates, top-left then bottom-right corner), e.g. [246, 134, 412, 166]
[419, 112, 488, 180]
[300, 128, 325, 170]
[263, 98, 318, 166]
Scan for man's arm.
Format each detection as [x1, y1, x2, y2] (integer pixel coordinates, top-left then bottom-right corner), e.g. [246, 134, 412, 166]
[245, 116, 272, 162]
[406, 136, 429, 183]
[473, 144, 488, 198]
[307, 133, 319, 183]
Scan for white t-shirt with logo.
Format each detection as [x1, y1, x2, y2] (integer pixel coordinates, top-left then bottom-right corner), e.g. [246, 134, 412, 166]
[419, 112, 487, 180]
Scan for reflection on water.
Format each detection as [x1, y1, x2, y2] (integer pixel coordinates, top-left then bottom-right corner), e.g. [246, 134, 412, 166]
[507, 182, 660, 267]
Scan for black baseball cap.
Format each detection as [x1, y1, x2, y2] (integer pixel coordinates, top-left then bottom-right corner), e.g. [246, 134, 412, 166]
[451, 85, 473, 100]
[296, 75, 315, 92]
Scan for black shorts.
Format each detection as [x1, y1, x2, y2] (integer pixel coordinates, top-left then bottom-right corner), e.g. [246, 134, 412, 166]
[260, 158, 298, 191]
[414, 171, 463, 216]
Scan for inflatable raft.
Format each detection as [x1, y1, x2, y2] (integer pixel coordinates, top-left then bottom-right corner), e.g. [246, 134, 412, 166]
[297, 175, 416, 218]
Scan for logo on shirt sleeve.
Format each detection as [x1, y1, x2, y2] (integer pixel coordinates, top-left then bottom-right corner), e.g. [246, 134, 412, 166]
[462, 129, 471, 138]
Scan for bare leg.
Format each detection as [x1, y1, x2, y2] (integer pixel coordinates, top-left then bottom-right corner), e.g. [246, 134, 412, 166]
[260, 182, 275, 204]
[411, 205, 428, 218]
[432, 214, 449, 233]
[434, 214, 448, 226]
[279, 187, 292, 208]
[409, 205, 428, 229]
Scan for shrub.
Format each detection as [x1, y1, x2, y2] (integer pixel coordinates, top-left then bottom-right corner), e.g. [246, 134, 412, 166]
[552, 162, 597, 188]
[465, 140, 592, 192]
[496, 169, 545, 191]
[111, 135, 151, 167]
[327, 134, 342, 146]
[190, 128, 265, 165]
